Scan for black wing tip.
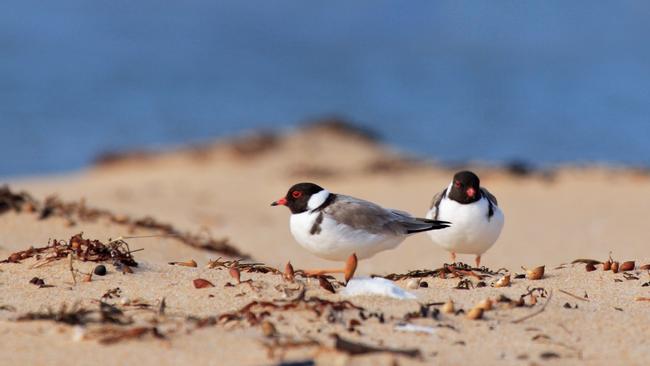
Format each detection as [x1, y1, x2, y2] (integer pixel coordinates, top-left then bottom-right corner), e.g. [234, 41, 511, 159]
[406, 219, 451, 234]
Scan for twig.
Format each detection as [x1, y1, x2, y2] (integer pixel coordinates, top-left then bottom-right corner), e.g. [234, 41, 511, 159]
[107, 234, 179, 245]
[512, 290, 553, 324]
[559, 289, 589, 302]
[68, 253, 76, 285]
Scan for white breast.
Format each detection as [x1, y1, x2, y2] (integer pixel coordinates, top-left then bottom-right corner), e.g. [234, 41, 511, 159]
[289, 211, 405, 262]
[426, 195, 504, 255]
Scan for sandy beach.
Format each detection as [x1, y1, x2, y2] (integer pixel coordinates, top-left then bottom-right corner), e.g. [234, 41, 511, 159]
[2, 122, 649, 365]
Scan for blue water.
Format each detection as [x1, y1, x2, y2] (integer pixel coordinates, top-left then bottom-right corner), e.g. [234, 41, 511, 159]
[2, 1, 650, 177]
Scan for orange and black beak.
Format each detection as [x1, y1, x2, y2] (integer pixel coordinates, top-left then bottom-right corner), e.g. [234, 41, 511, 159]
[271, 197, 287, 206]
[466, 187, 476, 198]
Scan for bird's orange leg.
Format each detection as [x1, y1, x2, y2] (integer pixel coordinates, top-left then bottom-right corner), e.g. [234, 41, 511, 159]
[450, 252, 457, 264]
[302, 253, 358, 283]
[475, 255, 481, 268]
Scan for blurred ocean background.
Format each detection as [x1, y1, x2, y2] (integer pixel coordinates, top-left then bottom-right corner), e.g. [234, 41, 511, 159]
[1, 1, 650, 177]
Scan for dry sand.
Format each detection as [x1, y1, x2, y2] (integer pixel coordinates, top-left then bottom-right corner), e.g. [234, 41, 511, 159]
[1, 122, 649, 365]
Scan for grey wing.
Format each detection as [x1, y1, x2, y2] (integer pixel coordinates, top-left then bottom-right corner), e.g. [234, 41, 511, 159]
[323, 195, 401, 234]
[480, 188, 498, 206]
[324, 195, 446, 235]
[428, 188, 447, 220]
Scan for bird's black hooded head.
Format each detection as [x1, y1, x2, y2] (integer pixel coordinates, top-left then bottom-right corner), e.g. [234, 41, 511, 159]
[271, 182, 328, 214]
[447, 171, 481, 204]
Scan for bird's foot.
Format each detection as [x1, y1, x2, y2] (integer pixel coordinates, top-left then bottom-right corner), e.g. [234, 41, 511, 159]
[302, 253, 358, 284]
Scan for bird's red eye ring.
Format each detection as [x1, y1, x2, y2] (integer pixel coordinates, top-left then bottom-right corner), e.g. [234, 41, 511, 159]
[292, 191, 302, 198]
[454, 181, 461, 188]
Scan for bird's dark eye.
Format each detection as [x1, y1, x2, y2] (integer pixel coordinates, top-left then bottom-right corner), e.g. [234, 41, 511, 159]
[292, 191, 302, 198]
[454, 181, 461, 188]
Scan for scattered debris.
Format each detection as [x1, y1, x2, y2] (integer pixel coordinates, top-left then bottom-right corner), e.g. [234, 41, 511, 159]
[523, 265, 545, 280]
[585, 263, 596, 272]
[403, 303, 442, 321]
[0, 186, 246, 258]
[540, 351, 561, 360]
[512, 291, 554, 324]
[494, 274, 511, 288]
[558, 289, 589, 302]
[90, 326, 165, 345]
[476, 298, 493, 311]
[318, 276, 336, 294]
[94, 265, 107, 276]
[29, 277, 48, 288]
[261, 337, 321, 359]
[284, 262, 295, 282]
[17, 302, 131, 326]
[406, 278, 421, 289]
[455, 278, 473, 290]
[442, 300, 455, 314]
[466, 307, 484, 320]
[623, 272, 639, 280]
[217, 291, 364, 326]
[168, 260, 198, 268]
[101, 288, 122, 300]
[333, 334, 421, 358]
[571, 259, 601, 266]
[381, 263, 504, 281]
[206, 258, 281, 275]
[620, 261, 635, 271]
[603, 260, 612, 271]
[193, 279, 215, 289]
[260, 320, 277, 338]
[229, 267, 242, 284]
[2, 233, 138, 268]
[394, 323, 437, 335]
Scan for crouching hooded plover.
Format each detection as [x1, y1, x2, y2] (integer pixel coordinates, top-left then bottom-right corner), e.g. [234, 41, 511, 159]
[426, 171, 504, 267]
[272, 182, 451, 281]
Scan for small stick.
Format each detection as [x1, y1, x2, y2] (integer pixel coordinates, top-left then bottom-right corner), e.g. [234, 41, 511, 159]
[108, 234, 180, 245]
[559, 289, 589, 302]
[512, 290, 553, 324]
[68, 253, 77, 285]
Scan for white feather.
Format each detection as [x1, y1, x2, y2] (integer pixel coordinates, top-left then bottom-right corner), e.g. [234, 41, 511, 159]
[426, 183, 504, 255]
[341, 277, 417, 299]
[307, 189, 330, 210]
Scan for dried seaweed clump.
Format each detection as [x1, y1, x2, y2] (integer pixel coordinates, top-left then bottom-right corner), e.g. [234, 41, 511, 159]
[206, 258, 282, 275]
[0, 185, 37, 214]
[1, 233, 138, 267]
[382, 262, 506, 281]
[217, 290, 364, 326]
[0, 186, 247, 259]
[16, 302, 132, 326]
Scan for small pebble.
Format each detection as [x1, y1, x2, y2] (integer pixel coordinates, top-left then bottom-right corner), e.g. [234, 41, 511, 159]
[93, 265, 107, 276]
[406, 278, 420, 289]
[419, 281, 429, 288]
[29, 277, 45, 287]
